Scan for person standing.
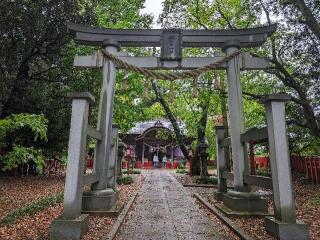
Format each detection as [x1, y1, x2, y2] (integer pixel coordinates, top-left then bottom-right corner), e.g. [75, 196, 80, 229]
[162, 155, 167, 168]
[153, 154, 159, 168]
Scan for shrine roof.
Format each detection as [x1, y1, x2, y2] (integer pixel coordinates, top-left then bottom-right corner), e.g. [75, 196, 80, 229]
[127, 119, 187, 135]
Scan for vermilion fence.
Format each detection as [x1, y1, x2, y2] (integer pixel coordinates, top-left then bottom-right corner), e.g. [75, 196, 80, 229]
[255, 155, 320, 184]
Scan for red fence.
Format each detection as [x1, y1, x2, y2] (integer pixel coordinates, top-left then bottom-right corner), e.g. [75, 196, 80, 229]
[255, 155, 320, 184]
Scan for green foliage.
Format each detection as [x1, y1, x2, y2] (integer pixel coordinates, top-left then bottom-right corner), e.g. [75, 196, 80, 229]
[0, 113, 48, 171]
[1, 145, 45, 172]
[0, 192, 63, 225]
[0, 113, 48, 144]
[117, 175, 134, 185]
[122, 170, 141, 174]
[256, 168, 271, 177]
[195, 176, 218, 185]
[176, 168, 189, 174]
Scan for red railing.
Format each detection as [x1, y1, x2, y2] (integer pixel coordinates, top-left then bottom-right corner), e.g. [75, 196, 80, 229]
[254, 156, 269, 169]
[254, 155, 320, 184]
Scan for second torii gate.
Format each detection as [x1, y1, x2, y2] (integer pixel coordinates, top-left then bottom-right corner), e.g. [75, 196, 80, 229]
[50, 24, 289, 240]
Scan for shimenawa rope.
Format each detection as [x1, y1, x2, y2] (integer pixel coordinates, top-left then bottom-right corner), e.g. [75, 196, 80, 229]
[100, 48, 241, 81]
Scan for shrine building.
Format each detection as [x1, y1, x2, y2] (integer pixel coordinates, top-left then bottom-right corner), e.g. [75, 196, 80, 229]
[121, 119, 192, 168]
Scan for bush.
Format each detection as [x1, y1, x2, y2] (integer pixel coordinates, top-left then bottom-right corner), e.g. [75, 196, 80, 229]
[122, 169, 141, 174]
[0, 192, 63, 225]
[256, 168, 271, 177]
[195, 176, 218, 185]
[117, 175, 134, 185]
[1, 145, 45, 172]
[0, 113, 48, 172]
[176, 168, 188, 174]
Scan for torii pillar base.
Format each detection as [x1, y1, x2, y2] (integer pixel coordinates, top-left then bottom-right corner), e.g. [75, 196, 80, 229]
[221, 190, 268, 215]
[265, 217, 309, 240]
[82, 189, 118, 213]
[50, 214, 89, 240]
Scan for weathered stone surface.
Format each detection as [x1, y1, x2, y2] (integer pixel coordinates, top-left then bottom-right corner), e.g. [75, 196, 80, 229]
[50, 214, 89, 240]
[82, 189, 118, 211]
[117, 170, 225, 240]
[265, 216, 310, 240]
[222, 192, 268, 213]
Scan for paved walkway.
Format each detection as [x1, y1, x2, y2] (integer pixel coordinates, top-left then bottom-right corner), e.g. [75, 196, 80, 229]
[117, 170, 225, 240]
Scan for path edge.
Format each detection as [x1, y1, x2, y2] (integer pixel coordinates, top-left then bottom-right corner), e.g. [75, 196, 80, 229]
[194, 193, 255, 240]
[103, 192, 138, 240]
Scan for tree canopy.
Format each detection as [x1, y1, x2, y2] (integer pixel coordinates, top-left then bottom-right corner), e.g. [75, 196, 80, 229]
[0, 0, 319, 170]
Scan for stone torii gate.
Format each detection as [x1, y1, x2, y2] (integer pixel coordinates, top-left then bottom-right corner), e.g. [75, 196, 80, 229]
[50, 23, 308, 240]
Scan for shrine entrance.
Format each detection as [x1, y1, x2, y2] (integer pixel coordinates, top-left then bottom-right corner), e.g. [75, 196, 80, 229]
[50, 23, 309, 240]
[122, 119, 191, 169]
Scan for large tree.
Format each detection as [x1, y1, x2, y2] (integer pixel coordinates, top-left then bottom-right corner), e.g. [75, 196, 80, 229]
[0, 0, 153, 154]
[159, 0, 320, 155]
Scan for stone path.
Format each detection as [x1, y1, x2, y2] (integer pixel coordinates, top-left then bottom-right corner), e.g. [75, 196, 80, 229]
[117, 170, 225, 240]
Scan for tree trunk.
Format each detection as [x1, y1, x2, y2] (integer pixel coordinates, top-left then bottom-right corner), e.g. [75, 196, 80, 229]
[219, 76, 231, 171]
[151, 80, 189, 159]
[3, 60, 30, 116]
[287, 0, 320, 41]
[196, 89, 210, 176]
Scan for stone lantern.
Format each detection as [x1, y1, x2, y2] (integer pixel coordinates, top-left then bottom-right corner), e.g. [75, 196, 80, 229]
[198, 140, 208, 178]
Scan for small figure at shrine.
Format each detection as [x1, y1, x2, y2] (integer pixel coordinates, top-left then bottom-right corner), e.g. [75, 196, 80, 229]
[153, 154, 159, 168]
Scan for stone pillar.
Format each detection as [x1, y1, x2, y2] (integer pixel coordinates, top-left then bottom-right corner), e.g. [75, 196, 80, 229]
[82, 39, 120, 213]
[263, 94, 309, 240]
[92, 39, 120, 190]
[50, 92, 94, 240]
[214, 126, 228, 201]
[107, 125, 119, 191]
[220, 42, 267, 215]
[222, 40, 247, 191]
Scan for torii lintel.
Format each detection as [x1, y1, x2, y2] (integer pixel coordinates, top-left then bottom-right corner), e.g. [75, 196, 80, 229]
[68, 23, 277, 49]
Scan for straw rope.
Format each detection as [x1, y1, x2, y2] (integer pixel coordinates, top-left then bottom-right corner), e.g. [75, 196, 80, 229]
[100, 48, 241, 81]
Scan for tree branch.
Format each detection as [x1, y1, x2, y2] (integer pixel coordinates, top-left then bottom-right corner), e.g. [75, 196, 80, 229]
[283, 0, 320, 40]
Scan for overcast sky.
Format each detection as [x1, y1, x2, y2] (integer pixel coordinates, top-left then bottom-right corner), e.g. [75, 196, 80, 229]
[140, 0, 164, 28]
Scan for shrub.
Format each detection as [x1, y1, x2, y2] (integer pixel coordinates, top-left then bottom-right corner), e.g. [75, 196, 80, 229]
[256, 168, 271, 177]
[117, 175, 134, 185]
[122, 170, 141, 174]
[176, 168, 188, 174]
[0, 113, 48, 172]
[1, 145, 45, 172]
[195, 176, 218, 185]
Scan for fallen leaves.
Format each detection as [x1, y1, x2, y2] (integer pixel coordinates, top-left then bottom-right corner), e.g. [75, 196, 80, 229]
[0, 174, 143, 240]
[174, 173, 320, 240]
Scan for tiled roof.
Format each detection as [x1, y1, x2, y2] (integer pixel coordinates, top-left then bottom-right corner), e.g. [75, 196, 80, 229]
[127, 119, 187, 135]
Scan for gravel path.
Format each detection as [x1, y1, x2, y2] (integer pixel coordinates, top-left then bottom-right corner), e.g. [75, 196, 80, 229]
[117, 170, 225, 240]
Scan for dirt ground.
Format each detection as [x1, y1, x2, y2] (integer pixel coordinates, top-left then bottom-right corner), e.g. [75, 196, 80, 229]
[174, 172, 320, 240]
[0, 174, 143, 240]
